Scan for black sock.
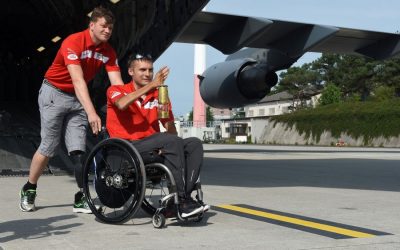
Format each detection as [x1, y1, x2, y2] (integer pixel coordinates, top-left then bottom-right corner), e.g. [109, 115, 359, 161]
[23, 181, 37, 192]
[75, 191, 83, 202]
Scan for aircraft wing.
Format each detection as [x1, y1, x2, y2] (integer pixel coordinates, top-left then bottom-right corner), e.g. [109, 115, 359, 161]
[177, 11, 400, 60]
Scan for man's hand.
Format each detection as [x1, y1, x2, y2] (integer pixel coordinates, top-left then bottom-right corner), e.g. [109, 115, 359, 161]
[152, 66, 169, 88]
[87, 112, 102, 135]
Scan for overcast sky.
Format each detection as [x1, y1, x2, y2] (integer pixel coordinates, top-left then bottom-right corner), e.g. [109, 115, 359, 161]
[153, 0, 400, 117]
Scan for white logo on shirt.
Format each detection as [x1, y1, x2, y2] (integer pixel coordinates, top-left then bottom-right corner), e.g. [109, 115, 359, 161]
[144, 100, 158, 109]
[67, 54, 78, 60]
[110, 91, 122, 99]
[79, 50, 109, 63]
[81, 50, 93, 59]
[94, 52, 109, 63]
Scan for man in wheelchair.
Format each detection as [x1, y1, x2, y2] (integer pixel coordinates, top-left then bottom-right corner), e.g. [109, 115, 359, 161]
[105, 52, 209, 218]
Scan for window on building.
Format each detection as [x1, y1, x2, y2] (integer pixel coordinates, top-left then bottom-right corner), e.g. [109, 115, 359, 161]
[258, 109, 265, 116]
[225, 127, 229, 133]
[249, 110, 254, 117]
[282, 106, 289, 113]
[229, 123, 247, 138]
[269, 108, 275, 115]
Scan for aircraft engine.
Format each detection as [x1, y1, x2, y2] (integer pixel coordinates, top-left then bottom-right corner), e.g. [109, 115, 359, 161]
[199, 59, 278, 108]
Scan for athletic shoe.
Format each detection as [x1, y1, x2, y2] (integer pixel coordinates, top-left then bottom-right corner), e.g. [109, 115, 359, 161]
[180, 198, 203, 218]
[202, 203, 210, 212]
[73, 195, 92, 214]
[19, 189, 37, 212]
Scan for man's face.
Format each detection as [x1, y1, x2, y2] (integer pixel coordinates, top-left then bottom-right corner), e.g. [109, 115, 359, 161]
[128, 60, 154, 87]
[89, 17, 113, 44]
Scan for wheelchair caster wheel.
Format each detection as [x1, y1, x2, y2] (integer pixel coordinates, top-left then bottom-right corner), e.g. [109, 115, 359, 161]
[152, 213, 166, 228]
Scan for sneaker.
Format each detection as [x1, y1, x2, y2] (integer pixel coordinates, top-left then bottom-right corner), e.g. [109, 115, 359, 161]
[202, 203, 210, 212]
[73, 195, 92, 214]
[19, 189, 37, 212]
[180, 198, 203, 218]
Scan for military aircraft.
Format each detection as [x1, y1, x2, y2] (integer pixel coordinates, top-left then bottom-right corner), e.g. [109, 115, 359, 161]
[1, 0, 399, 173]
[176, 11, 400, 108]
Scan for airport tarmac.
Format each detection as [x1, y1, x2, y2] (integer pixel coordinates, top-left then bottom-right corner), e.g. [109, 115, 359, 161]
[1, 144, 400, 250]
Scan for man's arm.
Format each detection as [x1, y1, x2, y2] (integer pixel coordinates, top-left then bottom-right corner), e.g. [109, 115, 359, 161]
[114, 66, 169, 110]
[114, 81, 157, 110]
[107, 71, 124, 86]
[67, 64, 101, 135]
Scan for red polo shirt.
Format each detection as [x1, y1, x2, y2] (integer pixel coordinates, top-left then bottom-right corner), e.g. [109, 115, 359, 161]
[45, 29, 120, 93]
[106, 82, 174, 140]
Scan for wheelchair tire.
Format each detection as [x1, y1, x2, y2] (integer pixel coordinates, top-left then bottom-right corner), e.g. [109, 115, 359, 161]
[152, 213, 166, 228]
[82, 138, 146, 224]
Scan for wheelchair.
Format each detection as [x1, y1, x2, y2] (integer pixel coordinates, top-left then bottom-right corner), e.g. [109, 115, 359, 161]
[82, 137, 205, 228]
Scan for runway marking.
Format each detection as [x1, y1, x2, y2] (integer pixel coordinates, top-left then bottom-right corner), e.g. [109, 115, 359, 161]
[213, 204, 391, 239]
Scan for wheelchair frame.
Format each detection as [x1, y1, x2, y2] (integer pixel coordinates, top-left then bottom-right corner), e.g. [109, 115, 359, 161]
[82, 137, 204, 228]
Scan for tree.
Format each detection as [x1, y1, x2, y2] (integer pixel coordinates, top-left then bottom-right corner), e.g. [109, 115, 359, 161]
[270, 52, 400, 106]
[373, 85, 395, 101]
[187, 106, 214, 123]
[313, 53, 378, 100]
[277, 63, 322, 109]
[318, 84, 341, 105]
[277, 63, 322, 93]
[371, 57, 400, 94]
[188, 109, 193, 121]
[206, 106, 214, 122]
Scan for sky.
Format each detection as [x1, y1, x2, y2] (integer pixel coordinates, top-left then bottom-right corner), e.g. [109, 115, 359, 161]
[153, 0, 400, 117]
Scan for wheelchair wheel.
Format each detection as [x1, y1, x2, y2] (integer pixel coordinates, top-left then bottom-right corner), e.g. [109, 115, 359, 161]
[152, 213, 166, 228]
[83, 138, 146, 224]
[141, 164, 173, 216]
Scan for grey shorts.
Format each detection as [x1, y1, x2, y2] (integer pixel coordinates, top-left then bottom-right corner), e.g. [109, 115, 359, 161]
[38, 80, 88, 157]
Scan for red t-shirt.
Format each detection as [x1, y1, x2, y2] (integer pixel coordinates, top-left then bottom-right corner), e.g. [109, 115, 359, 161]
[45, 29, 120, 93]
[106, 82, 174, 140]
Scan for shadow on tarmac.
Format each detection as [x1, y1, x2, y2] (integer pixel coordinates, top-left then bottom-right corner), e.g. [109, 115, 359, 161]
[202, 157, 400, 192]
[0, 214, 82, 243]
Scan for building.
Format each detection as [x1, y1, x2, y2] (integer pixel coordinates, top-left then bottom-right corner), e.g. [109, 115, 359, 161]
[219, 90, 321, 143]
[245, 90, 321, 117]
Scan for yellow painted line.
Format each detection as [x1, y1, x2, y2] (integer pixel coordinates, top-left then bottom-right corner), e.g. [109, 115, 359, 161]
[217, 204, 375, 238]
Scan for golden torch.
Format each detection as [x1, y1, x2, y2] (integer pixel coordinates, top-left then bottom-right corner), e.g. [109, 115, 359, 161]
[158, 85, 169, 119]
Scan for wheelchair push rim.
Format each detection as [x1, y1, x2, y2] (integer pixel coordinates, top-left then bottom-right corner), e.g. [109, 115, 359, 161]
[83, 138, 146, 224]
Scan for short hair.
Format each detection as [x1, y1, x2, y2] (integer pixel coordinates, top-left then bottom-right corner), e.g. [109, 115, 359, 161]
[127, 52, 153, 68]
[90, 6, 115, 25]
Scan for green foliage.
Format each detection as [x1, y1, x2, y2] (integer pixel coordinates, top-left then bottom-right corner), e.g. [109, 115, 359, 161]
[271, 100, 400, 145]
[275, 64, 323, 100]
[276, 53, 400, 101]
[206, 106, 214, 122]
[373, 85, 395, 101]
[188, 109, 193, 121]
[188, 106, 214, 122]
[318, 84, 341, 105]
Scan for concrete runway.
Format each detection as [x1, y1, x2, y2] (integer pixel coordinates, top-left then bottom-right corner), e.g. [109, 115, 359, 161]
[1, 144, 400, 249]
